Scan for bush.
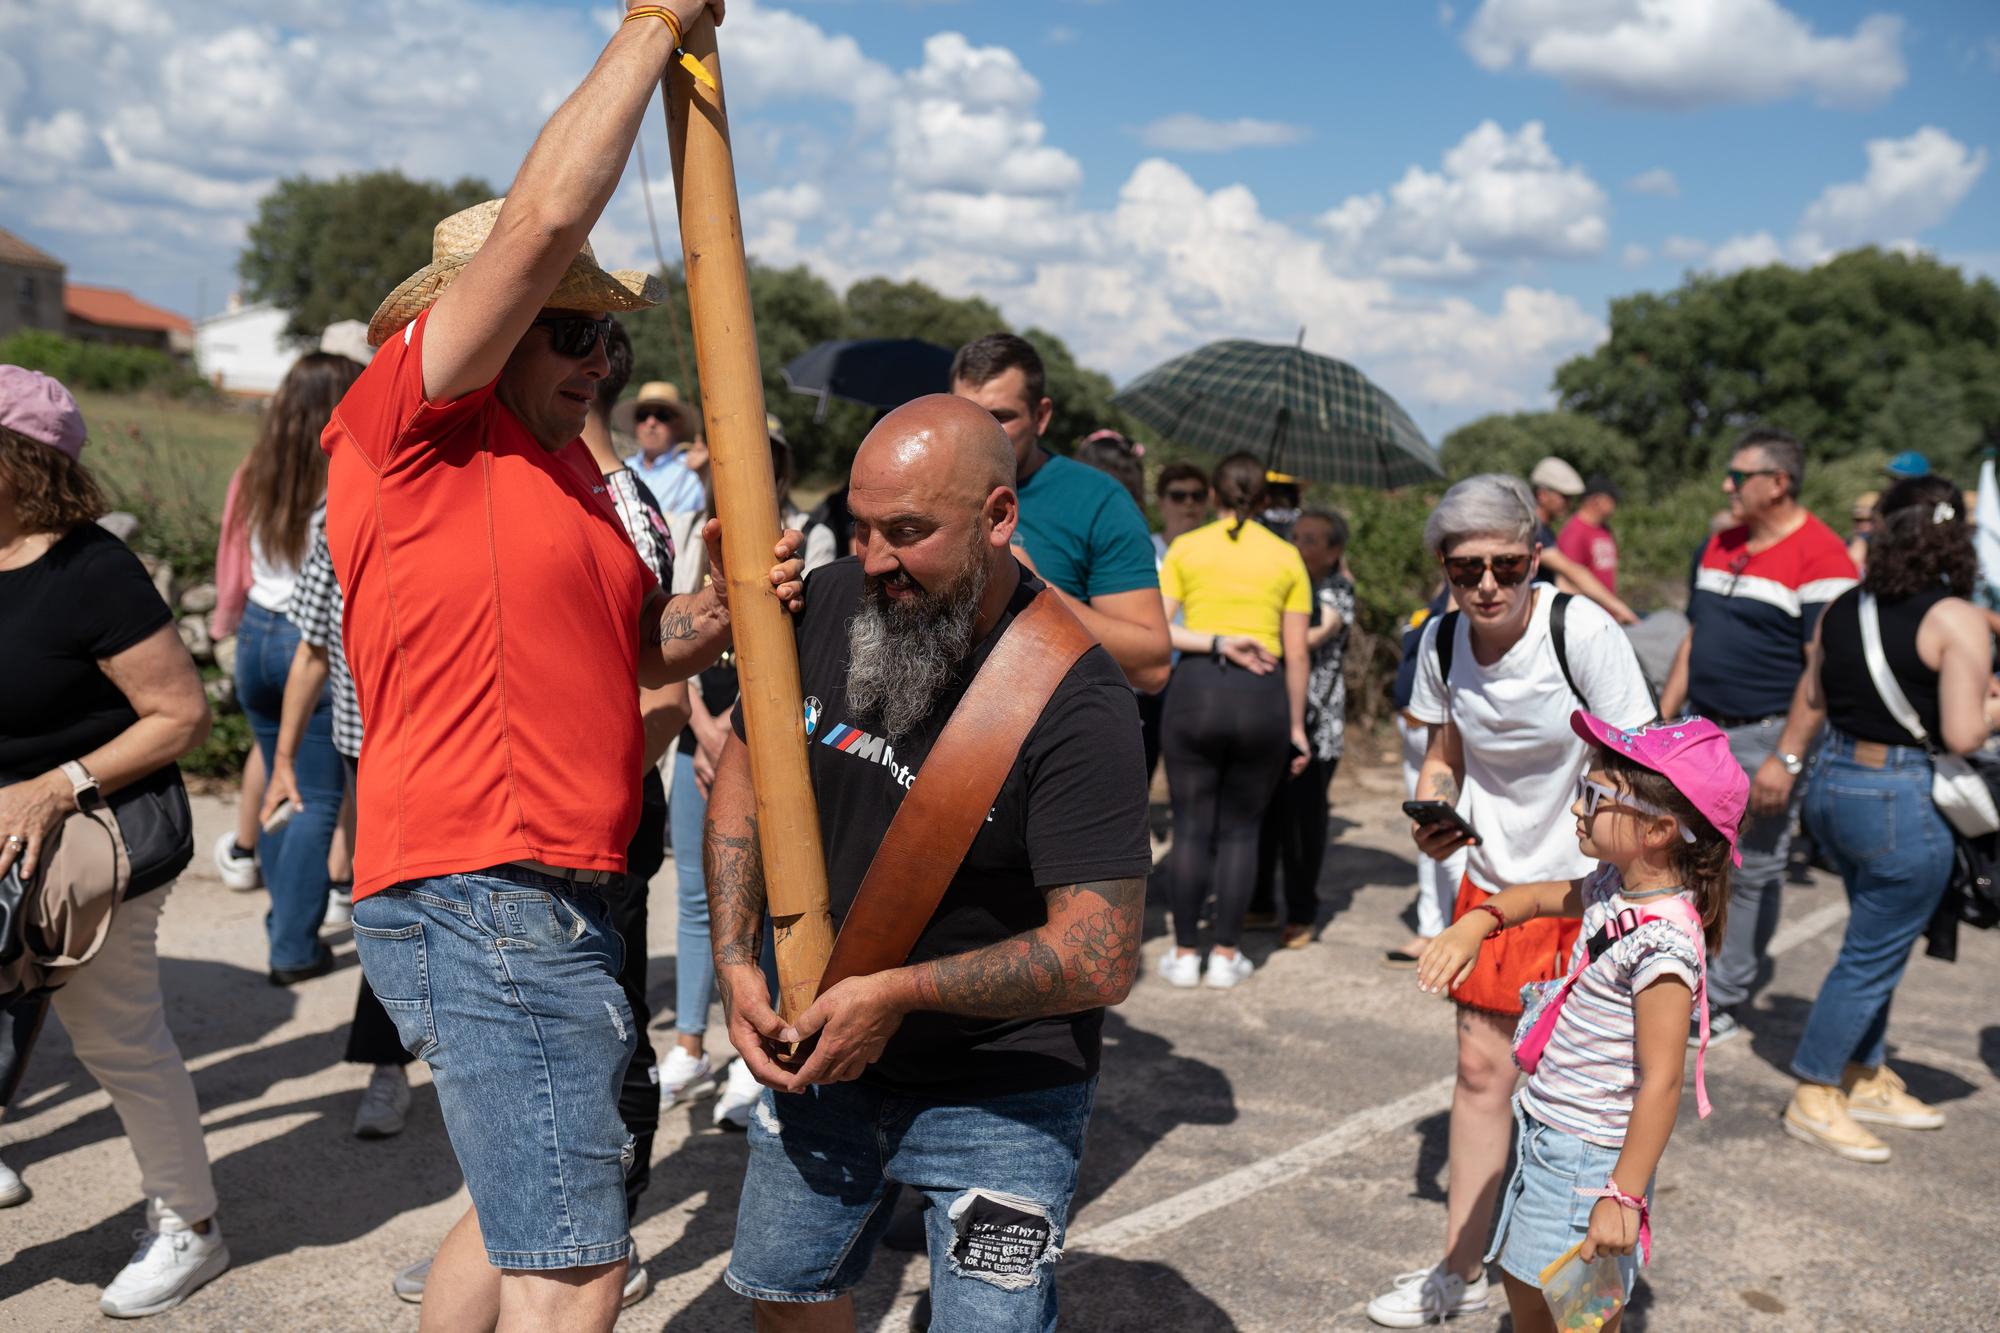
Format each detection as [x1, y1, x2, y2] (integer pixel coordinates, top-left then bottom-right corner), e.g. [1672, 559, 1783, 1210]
[182, 703, 253, 782]
[0, 330, 211, 398]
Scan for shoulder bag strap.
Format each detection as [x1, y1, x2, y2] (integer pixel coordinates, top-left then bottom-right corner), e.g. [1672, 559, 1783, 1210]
[1549, 592, 1593, 714]
[1434, 609, 1460, 691]
[1857, 592, 1930, 748]
[816, 589, 1099, 994]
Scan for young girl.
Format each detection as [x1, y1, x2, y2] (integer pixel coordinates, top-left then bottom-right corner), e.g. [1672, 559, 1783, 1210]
[1416, 712, 1747, 1331]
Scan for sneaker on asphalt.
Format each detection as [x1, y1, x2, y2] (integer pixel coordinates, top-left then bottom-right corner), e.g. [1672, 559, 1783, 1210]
[1365, 1264, 1489, 1327]
[1203, 951, 1255, 990]
[353, 1064, 412, 1139]
[211, 832, 259, 892]
[1783, 1083, 1890, 1163]
[1844, 1064, 1945, 1130]
[1157, 951, 1202, 989]
[1692, 1007, 1743, 1048]
[323, 884, 353, 929]
[0, 1151, 27, 1208]
[622, 1243, 650, 1307]
[99, 1222, 229, 1318]
[391, 1257, 430, 1303]
[714, 1057, 762, 1131]
[659, 1047, 714, 1108]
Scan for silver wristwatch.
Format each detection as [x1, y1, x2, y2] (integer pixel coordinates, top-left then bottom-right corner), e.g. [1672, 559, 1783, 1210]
[1779, 752, 1804, 777]
[60, 759, 103, 810]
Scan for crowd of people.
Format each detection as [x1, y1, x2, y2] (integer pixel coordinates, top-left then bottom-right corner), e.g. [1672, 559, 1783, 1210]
[1, 5, 1995, 1330]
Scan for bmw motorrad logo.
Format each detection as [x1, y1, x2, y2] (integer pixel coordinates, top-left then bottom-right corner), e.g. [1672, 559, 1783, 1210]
[804, 696, 822, 738]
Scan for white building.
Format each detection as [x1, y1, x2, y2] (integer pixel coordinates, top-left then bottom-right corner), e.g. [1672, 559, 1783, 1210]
[194, 300, 299, 397]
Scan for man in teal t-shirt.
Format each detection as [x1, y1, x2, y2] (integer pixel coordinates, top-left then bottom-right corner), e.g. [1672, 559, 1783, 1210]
[953, 334, 1169, 692]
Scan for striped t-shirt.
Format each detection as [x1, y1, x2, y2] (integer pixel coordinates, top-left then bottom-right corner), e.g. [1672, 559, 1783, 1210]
[1518, 866, 1702, 1148]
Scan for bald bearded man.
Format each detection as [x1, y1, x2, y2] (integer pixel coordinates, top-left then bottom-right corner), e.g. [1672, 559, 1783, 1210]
[705, 396, 1150, 1332]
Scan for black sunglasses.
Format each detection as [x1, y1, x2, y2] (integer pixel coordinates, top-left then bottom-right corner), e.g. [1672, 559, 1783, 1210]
[1442, 553, 1532, 589]
[633, 405, 678, 426]
[532, 313, 613, 358]
[1163, 487, 1207, 503]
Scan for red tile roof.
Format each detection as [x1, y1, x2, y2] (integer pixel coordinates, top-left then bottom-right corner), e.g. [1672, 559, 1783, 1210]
[65, 283, 192, 336]
[0, 227, 64, 271]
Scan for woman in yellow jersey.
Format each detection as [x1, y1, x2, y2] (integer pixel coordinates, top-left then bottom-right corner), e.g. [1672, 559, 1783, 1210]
[1156, 453, 1312, 990]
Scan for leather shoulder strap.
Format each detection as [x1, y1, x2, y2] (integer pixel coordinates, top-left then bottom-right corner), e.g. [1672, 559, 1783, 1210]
[817, 589, 1098, 994]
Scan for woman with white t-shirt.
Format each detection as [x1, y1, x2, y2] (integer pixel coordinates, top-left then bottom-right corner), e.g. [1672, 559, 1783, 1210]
[1365, 473, 1654, 1329]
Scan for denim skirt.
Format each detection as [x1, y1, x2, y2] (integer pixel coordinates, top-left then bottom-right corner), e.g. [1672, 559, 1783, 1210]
[1487, 1097, 1641, 1297]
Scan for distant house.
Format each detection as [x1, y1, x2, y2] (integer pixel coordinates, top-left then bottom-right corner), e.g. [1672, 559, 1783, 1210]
[0, 227, 67, 341]
[194, 299, 300, 397]
[66, 283, 194, 356]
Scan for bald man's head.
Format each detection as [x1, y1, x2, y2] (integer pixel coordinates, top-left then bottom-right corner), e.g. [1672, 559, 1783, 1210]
[853, 394, 1014, 503]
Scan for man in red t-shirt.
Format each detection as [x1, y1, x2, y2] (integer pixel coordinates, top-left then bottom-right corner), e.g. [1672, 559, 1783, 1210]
[324, 5, 805, 1327]
[1555, 476, 1621, 595]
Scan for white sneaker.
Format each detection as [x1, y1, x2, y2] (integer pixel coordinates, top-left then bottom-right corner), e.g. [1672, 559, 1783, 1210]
[714, 1057, 762, 1130]
[211, 832, 259, 891]
[99, 1221, 229, 1318]
[622, 1244, 649, 1306]
[659, 1047, 714, 1107]
[1365, 1264, 1489, 1328]
[392, 1244, 648, 1307]
[1203, 951, 1255, 990]
[322, 884, 353, 929]
[353, 1065, 411, 1139]
[0, 1150, 26, 1207]
[1157, 951, 1202, 989]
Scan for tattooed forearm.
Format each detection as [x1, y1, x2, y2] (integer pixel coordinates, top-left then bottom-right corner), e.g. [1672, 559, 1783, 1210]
[658, 604, 698, 643]
[704, 812, 766, 969]
[911, 878, 1144, 1018]
[1430, 773, 1459, 804]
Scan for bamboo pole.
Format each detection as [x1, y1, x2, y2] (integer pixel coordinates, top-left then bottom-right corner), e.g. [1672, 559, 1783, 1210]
[664, 18, 834, 1024]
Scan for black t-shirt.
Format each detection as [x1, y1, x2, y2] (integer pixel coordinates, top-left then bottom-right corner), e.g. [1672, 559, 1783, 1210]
[738, 557, 1151, 1098]
[1820, 586, 1950, 746]
[0, 524, 174, 782]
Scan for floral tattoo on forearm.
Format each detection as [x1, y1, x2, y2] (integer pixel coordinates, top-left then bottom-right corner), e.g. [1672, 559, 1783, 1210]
[704, 812, 765, 970]
[912, 877, 1144, 1018]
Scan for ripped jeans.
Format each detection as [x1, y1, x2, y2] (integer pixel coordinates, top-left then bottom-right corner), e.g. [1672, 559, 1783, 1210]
[725, 1076, 1097, 1331]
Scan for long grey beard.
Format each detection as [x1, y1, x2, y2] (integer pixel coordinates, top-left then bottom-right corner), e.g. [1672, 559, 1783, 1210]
[844, 560, 989, 740]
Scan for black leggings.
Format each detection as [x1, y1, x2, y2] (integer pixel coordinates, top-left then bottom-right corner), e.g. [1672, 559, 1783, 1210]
[1255, 755, 1338, 927]
[1162, 656, 1291, 950]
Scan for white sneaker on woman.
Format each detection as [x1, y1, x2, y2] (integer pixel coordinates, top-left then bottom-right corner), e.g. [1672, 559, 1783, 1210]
[659, 1047, 714, 1107]
[1203, 952, 1255, 990]
[1365, 1263, 1489, 1327]
[0, 1150, 27, 1207]
[1157, 951, 1202, 988]
[714, 1057, 763, 1130]
[99, 1221, 229, 1318]
[211, 832, 259, 892]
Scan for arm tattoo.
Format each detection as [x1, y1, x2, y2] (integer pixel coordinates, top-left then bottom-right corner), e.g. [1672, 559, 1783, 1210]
[912, 878, 1144, 1019]
[703, 812, 766, 968]
[658, 603, 698, 644]
[1430, 773, 1459, 804]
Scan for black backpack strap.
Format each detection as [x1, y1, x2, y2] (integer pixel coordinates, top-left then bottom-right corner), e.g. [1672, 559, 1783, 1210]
[1551, 592, 1591, 714]
[1434, 610, 1460, 691]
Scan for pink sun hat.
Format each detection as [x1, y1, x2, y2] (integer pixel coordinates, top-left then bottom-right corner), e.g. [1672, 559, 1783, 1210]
[1571, 711, 1749, 865]
[0, 365, 86, 461]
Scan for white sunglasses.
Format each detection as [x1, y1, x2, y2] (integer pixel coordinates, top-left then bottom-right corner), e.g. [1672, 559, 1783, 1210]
[1581, 779, 1696, 843]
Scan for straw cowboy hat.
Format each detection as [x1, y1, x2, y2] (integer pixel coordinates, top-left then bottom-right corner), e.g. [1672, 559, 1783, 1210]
[367, 198, 665, 348]
[612, 380, 699, 437]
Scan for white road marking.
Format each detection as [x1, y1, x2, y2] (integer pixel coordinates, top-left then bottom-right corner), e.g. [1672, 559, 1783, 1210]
[1767, 901, 1850, 958]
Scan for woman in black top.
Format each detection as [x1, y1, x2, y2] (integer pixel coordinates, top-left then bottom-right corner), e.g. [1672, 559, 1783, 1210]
[1782, 475, 1995, 1164]
[0, 368, 226, 1315]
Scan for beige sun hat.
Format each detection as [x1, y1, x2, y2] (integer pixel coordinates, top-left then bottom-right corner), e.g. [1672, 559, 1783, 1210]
[367, 198, 665, 348]
[612, 379, 699, 437]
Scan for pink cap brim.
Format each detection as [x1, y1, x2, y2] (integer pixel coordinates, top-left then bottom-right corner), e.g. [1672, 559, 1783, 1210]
[1570, 710, 1744, 866]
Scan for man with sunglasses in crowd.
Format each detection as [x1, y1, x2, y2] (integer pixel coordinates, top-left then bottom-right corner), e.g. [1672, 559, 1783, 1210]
[320, 5, 810, 1329]
[1661, 427, 1856, 1047]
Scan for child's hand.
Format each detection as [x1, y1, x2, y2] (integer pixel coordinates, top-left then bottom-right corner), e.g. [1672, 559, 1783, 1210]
[1580, 1195, 1640, 1262]
[1415, 920, 1483, 996]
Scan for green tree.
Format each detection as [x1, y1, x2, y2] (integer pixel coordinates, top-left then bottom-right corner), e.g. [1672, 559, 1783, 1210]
[1024, 325, 1135, 450]
[843, 277, 1003, 351]
[1554, 248, 2000, 481]
[1438, 410, 1642, 491]
[239, 171, 495, 342]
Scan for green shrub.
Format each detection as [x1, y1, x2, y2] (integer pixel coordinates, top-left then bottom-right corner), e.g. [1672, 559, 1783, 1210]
[0, 330, 211, 398]
[182, 702, 253, 781]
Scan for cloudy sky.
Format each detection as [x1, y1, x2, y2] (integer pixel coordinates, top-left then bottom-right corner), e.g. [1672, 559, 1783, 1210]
[1, 0, 1995, 439]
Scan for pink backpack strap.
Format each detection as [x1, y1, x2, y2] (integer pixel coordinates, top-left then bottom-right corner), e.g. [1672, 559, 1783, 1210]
[1636, 900, 1712, 1119]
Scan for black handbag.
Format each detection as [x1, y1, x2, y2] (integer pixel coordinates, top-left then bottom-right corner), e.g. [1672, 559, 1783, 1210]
[106, 763, 195, 899]
[0, 862, 26, 967]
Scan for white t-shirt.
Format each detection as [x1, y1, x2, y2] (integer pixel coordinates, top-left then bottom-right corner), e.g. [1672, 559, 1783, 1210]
[1408, 590, 1654, 889]
[248, 531, 299, 614]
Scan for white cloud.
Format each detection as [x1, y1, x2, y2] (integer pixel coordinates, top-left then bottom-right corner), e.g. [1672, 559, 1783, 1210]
[1318, 119, 1607, 278]
[1794, 126, 1988, 256]
[1137, 114, 1309, 153]
[1626, 167, 1677, 197]
[1660, 234, 1708, 262]
[1463, 0, 1906, 109]
[1706, 231, 1785, 273]
[1620, 242, 1650, 268]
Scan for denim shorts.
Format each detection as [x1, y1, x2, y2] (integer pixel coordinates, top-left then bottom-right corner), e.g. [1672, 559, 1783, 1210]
[725, 1077, 1097, 1332]
[1487, 1098, 1641, 1297]
[352, 866, 637, 1270]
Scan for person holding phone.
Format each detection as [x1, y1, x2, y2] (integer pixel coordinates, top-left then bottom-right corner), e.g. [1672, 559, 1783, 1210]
[1156, 452, 1312, 991]
[1365, 473, 1653, 1328]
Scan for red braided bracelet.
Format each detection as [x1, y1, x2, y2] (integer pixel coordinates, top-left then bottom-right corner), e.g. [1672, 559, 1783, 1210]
[1472, 903, 1506, 931]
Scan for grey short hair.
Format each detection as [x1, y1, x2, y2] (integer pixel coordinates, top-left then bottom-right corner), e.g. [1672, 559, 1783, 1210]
[1735, 426, 1804, 499]
[1424, 473, 1538, 555]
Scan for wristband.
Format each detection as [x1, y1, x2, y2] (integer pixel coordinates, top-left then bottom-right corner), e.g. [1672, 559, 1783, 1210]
[1576, 1183, 1652, 1265]
[623, 6, 720, 90]
[1471, 903, 1506, 932]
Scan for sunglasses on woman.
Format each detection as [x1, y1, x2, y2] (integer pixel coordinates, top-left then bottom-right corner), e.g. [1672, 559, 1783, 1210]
[1163, 487, 1207, 504]
[1441, 553, 1532, 589]
[1580, 779, 1696, 843]
[532, 313, 614, 358]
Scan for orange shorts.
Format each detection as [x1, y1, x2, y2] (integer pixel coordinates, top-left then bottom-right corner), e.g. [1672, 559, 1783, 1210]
[1451, 875, 1581, 1017]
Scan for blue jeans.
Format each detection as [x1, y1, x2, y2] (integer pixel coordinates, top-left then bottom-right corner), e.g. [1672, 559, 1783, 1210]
[1708, 716, 1802, 1009]
[235, 601, 344, 970]
[1792, 730, 1953, 1086]
[352, 866, 637, 1269]
[726, 1077, 1097, 1331]
[669, 749, 715, 1037]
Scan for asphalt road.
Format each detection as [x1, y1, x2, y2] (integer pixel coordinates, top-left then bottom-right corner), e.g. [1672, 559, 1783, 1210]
[4, 758, 1997, 1331]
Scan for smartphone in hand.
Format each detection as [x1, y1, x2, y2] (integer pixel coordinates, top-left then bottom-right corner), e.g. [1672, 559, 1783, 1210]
[261, 798, 297, 835]
[1401, 799, 1479, 845]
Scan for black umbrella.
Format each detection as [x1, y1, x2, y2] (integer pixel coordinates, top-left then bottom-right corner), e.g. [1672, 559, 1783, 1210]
[782, 338, 956, 422]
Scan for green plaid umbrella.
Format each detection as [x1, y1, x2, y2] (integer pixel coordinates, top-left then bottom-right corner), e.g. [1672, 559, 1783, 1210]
[1112, 339, 1441, 488]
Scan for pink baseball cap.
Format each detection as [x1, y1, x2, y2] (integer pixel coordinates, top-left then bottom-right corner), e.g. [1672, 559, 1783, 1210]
[1571, 711, 1749, 865]
[0, 365, 86, 461]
